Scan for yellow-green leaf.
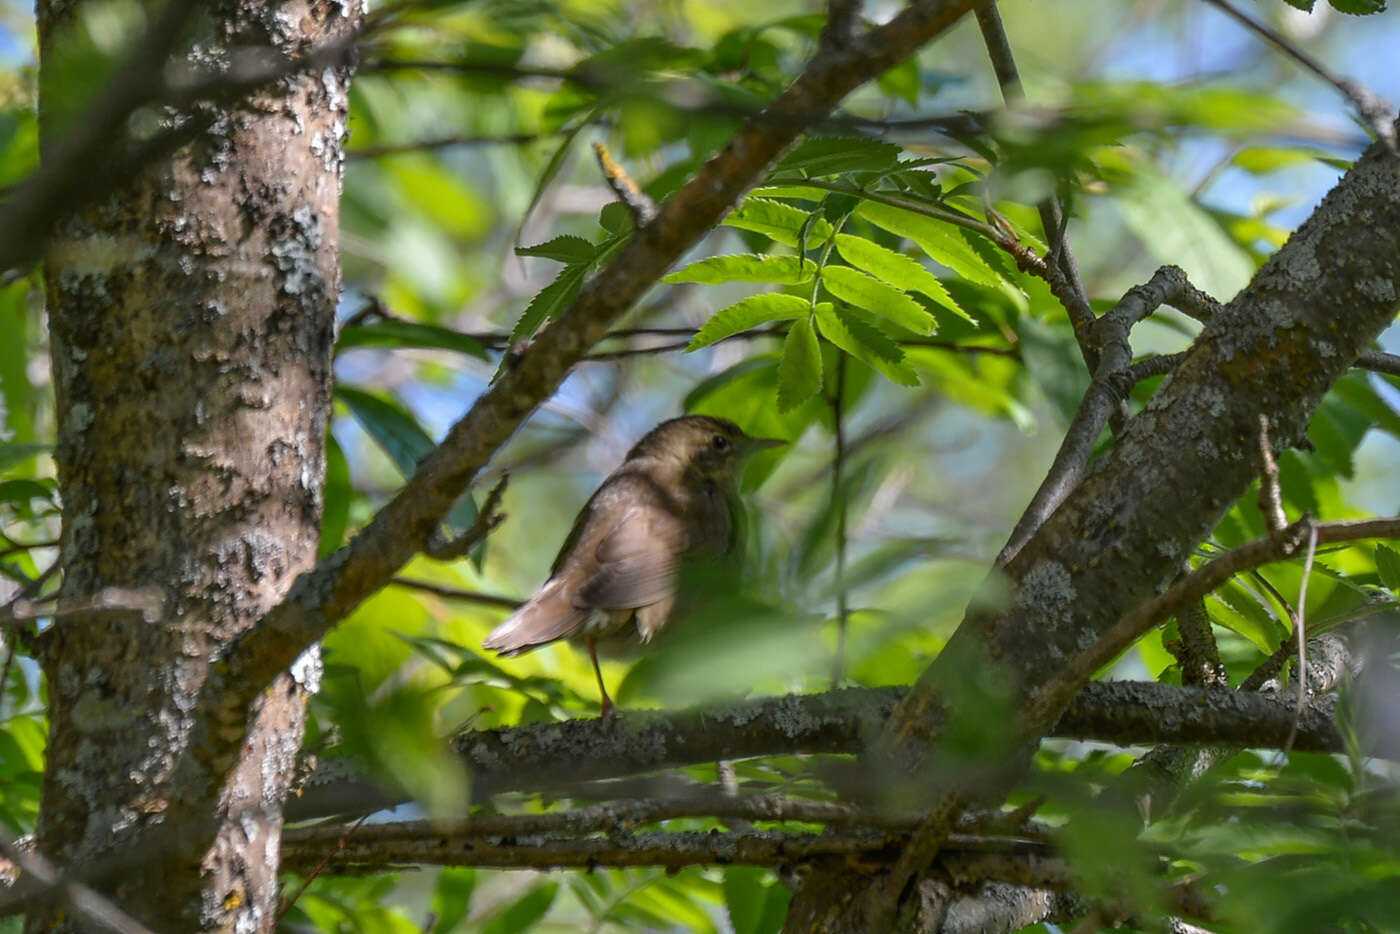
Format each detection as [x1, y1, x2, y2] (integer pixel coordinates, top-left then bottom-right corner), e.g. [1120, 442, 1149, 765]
[821, 265, 934, 334]
[834, 233, 972, 325]
[856, 201, 1004, 289]
[664, 254, 815, 285]
[688, 294, 811, 350]
[724, 199, 833, 248]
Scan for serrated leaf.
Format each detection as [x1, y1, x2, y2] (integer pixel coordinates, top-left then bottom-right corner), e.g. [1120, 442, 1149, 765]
[775, 136, 902, 176]
[510, 263, 587, 343]
[515, 235, 597, 264]
[1329, 0, 1384, 11]
[688, 293, 810, 350]
[1376, 545, 1400, 592]
[821, 265, 934, 334]
[813, 302, 919, 387]
[336, 386, 435, 479]
[337, 320, 488, 359]
[663, 254, 815, 285]
[723, 199, 833, 248]
[855, 200, 1006, 289]
[778, 315, 822, 412]
[833, 233, 971, 324]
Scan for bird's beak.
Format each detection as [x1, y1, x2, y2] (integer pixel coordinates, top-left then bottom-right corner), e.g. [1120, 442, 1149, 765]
[741, 435, 787, 454]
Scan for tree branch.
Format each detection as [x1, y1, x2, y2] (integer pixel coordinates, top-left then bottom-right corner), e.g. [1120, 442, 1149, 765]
[288, 678, 1372, 821]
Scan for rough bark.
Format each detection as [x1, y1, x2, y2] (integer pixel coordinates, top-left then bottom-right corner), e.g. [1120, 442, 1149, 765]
[31, 2, 355, 930]
[786, 130, 1400, 930]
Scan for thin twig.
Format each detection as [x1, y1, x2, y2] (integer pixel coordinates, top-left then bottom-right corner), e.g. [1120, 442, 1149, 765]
[275, 813, 371, 924]
[424, 475, 508, 561]
[974, 2, 1095, 363]
[390, 578, 521, 610]
[1280, 522, 1320, 760]
[1356, 350, 1400, 377]
[832, 354, 850, 685]
[1202, 0, 1397, 153]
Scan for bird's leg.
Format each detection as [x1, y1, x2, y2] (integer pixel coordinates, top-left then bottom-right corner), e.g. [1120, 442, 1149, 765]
[588, 636, 615, 719]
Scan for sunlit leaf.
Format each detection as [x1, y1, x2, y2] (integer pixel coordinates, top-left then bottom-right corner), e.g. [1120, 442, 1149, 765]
[821, 265, 935, 334]
[664, 254, 815, 285]
[723, 198, 833, 248]
[515, 235, 597, 264]
[855, 201, 1006, 289]
[833, 233, 970, 323]
[688, 293, 810, 350]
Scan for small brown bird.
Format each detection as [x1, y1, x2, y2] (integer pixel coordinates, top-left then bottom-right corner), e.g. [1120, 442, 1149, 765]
[484, 415, 783, 716]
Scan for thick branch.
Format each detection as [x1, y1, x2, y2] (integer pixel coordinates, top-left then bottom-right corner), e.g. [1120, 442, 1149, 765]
[281, 822, 1063, 884]
[288, 679, 1366, 821]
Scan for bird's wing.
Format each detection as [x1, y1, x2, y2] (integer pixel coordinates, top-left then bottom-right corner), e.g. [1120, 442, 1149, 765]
[482, 577, 587, 656]
[576, 501, 688, 610]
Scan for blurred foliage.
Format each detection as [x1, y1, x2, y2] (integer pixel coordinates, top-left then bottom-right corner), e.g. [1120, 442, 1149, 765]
[3, 0, 1400, 931]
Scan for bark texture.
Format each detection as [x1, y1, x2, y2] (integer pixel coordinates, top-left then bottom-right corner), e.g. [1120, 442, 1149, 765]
[32, 2, 355, 930]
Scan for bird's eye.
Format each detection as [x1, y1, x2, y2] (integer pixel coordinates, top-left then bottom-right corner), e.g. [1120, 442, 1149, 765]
[711, 434, 729, 451]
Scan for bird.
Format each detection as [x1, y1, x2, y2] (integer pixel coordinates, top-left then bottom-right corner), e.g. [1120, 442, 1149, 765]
[483, 414, 783, 717]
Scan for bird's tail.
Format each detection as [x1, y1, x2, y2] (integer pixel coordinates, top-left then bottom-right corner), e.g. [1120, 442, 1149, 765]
[482, 577, 585, 656]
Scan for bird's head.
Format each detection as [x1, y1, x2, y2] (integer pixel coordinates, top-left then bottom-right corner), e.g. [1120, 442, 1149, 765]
[626, 415, 784, 487]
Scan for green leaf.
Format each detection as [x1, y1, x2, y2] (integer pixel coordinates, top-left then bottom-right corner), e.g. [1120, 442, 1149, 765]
[688, 294, 810, 350]
[723, 198, 833, 248]
[1329, 0, 1384, 12]
[855, 201, 1006, 289]
[515, 235, 597, 265]
[878, 58, 920, 108]
[1376, 545, 1400, 592]
[0, 281, 34, 445]
[663, 254, 815, 285]
[778, 315, 822, 412]
[813, 303, 919, 387]
[725, 867, 773, 934]
[481, 882, 558, 934]
[319, 435, 350, 557]
[833, 233, 971, 323]
[821, 265, 935, 334]
[337, 320, 488, 359]
[775, 136, 902, 176]
[336, 386, 434, 479]
[1282, 0, 1315, 8]
[511, 263, 588, 343]
[429, 868, 476, 934]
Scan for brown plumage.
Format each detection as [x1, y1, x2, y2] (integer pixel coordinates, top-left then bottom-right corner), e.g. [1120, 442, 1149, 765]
[483, 415, 782, 715]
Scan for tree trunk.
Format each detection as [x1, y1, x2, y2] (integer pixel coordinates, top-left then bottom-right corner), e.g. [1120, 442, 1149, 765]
[30, 2, 355, 929]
